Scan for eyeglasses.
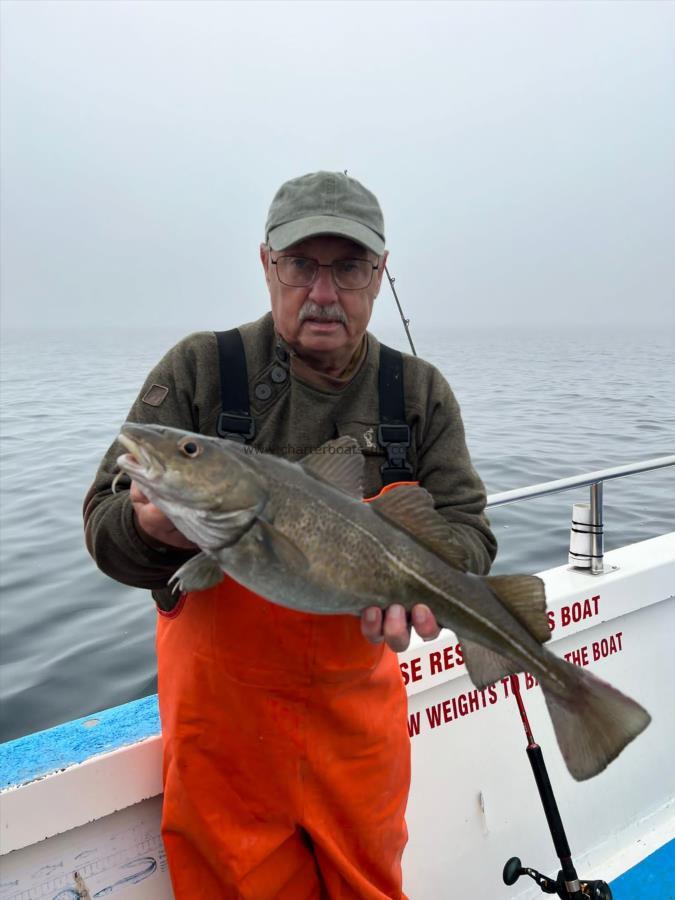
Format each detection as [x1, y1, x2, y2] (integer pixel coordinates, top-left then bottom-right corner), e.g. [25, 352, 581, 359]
[271, 256, 379, 290]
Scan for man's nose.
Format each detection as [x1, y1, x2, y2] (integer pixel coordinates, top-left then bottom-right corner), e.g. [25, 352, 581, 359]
[308, 266, 339, 304]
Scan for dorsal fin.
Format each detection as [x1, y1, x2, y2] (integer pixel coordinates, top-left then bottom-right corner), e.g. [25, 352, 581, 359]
[299, 437, 364, 499]
[484, 575, 551, 643]
[368, 484, 469, 571]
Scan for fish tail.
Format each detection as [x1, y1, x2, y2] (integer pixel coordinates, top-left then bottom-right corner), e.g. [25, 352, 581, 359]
[541, 662, 650, 781]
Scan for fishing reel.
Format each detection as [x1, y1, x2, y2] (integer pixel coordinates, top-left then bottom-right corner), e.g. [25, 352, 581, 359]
[503, 857, 612, 899]
[502, 677, 613, 900]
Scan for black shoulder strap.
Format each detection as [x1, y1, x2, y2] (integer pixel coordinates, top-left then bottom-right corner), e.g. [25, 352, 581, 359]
[378, 343, 414, 484]
[214, 329, 255, 442]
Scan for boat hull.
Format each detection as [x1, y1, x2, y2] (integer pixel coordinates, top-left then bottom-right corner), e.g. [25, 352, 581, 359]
[1, 533, 673, 898]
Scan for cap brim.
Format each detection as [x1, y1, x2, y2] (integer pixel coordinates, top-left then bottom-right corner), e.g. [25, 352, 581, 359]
[267, 215, 385, 256]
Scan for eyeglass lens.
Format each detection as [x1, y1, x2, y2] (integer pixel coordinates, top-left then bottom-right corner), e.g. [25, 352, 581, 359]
[276, 257, 374, 290]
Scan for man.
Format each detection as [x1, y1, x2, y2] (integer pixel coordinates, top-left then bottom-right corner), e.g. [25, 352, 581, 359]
[84, 171, 496, 899]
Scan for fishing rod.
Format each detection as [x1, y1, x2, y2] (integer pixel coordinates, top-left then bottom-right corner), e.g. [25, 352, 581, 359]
[342, 165, 415, 357]
[503, 674, 613, 900]
[385, 266, 417, 357]
[387, 268, 610, 897]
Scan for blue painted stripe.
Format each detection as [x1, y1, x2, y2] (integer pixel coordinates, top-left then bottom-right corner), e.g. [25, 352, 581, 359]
[0, 694, 161, 790]
[611, 838, 675, 898]
[1, 693, 672, 898]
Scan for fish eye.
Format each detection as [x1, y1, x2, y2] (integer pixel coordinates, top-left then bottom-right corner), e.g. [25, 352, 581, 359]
[178, 438, 202, 458]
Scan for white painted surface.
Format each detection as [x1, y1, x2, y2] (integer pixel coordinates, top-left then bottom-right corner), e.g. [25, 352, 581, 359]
[0, 797, 171, 899]
[401, 533, 675, 897]
[2, 533, 673, 898]
[1, 736, 163, 856]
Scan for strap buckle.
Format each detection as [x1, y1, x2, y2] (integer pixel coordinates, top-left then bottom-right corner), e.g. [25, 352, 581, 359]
[216, 413, 256, 443]
[377, 424, 414, 482]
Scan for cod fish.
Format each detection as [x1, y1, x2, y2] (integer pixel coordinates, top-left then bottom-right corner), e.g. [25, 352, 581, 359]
[116, 423, 650, 781]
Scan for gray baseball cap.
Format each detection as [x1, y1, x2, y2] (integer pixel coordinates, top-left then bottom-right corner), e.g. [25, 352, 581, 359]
[265, 171, 385, 255]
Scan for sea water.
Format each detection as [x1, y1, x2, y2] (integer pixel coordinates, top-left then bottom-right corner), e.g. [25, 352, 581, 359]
[1, 324, 673, 742]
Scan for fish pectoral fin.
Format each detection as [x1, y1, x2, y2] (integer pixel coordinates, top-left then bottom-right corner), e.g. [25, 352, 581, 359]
[254, 520, 310, 572]
[299, 438, 364, 499]
[459, 637, 520, 689]
[169, 553, 224, 593]
[484, 575, 551, 643]
[368, 485, 469, 571]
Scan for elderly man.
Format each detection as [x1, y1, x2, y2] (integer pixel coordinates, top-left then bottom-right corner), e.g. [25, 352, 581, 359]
[84, 171, 496, 899]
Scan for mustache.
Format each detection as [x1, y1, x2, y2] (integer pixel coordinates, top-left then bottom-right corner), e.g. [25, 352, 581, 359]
[298, 302, 347, 325]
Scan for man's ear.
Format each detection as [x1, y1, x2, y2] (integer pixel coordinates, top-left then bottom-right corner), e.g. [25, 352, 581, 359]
[374, 250, 389, 295]
[260, 243, 272, 289]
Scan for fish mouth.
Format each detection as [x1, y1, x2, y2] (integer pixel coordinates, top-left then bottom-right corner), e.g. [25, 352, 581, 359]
[116, 433, 165, 483]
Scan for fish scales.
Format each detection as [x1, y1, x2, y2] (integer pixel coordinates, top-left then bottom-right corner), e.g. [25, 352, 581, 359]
[258, 460, 558, 687]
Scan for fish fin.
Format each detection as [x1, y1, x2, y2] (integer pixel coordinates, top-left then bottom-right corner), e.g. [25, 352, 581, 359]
[484, 575, 551, 643]
[369, 484, 469, 571]
[459, 637, 520, 689]
[542, 664, 651, 780]
[169, 552, 224, 592]
[255, 520, 310, 572]
[300, 438, 364, 499]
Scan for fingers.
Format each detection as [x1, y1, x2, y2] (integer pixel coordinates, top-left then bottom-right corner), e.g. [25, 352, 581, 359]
[129, 481, 150, 504]
[360, 607, 384, 644]
[383, 604, 412, 652]
[411, 604, 442, 641]
[360, 604, 411, 652]
[137, 507, 197, 550]
[130, 480, 197, 550]
[361, 604, 441, 652]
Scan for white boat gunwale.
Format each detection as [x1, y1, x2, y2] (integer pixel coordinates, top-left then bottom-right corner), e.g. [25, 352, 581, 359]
[1, 457, 674, 900]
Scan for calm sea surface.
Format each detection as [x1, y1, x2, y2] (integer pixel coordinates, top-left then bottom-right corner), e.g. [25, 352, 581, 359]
[1, 325, 673, 742]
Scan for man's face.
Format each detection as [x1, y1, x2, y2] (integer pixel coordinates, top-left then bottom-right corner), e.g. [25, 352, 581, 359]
[260, 236, 387, 364]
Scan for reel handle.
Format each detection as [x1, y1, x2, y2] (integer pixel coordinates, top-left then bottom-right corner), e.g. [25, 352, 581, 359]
[502, 857, 558, 893]
[502, 858, 613, 899]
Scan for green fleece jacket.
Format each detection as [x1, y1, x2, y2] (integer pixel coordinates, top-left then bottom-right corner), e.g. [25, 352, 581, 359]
[84, 312, 497, 610]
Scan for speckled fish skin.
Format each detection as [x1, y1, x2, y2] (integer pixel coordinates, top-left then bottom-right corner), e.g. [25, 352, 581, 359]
[117, 424, 543, 670]
[116, 423, 651, 782]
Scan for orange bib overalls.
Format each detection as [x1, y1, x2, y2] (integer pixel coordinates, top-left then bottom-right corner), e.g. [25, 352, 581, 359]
[156, 572, 411, 899]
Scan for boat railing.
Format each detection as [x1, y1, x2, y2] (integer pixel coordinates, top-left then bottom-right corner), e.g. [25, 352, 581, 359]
[486, 454, 675, 575]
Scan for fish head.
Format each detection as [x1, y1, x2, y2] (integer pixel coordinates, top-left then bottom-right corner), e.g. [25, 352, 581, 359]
[117, 423, 268, 549]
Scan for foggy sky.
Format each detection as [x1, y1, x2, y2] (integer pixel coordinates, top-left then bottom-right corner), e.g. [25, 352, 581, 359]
[1, 0, 674, 334]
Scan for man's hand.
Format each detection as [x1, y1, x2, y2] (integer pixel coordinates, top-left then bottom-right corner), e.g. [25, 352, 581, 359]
[130, 481, 198, 550]
[360, 604, 441, 652]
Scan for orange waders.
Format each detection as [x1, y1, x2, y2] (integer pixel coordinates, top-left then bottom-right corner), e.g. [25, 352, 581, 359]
[156, 577, 411, 899]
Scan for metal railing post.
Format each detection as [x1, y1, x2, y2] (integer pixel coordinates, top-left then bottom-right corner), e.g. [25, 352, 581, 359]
[590, 481, 604, 574]
[485, 454, 675, 573]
